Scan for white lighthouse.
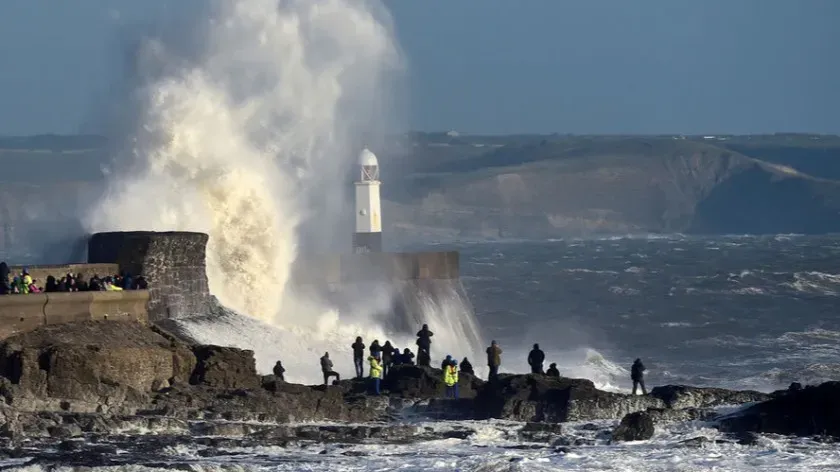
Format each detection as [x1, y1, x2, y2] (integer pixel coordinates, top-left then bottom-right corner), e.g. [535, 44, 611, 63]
[353, 148, 382, 253]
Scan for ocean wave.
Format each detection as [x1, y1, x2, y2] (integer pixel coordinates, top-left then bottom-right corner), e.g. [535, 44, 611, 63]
[608, 286, 640, 296]
[561, 268, 619, 275]
[783, 271, 840, 296]
[659, 321, 700, 328]
[9, 418, 840, 471]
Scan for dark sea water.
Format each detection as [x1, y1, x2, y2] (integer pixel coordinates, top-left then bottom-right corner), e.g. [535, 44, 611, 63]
[438, 235, 840, 392]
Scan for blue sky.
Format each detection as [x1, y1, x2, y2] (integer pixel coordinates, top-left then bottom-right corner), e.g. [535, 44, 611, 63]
[1, 0, 838, 135]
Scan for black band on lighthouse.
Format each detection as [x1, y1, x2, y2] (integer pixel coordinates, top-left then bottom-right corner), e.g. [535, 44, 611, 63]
[353, 232, 382, 253]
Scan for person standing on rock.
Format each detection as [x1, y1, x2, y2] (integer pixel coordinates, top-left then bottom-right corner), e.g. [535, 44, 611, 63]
[527, 343, 545, 374]
[443, 359, 459, 399]
[368, 354, 383, 395]
[417, 349, 431, 367]
[546, 363, 560, 377]
[441, 354, 455, 370]
[352, 337, 366, 379]
[390, 347, 403, 366]
[370, 339, 382, 361]
[320, 352, 341, 386]
[460, 357, 474, 376]
[402, 348, 415, 365]
[0, 261, 10, 295]
[273, 360, 286, 381]
[486, 340, 502, 382]
[416, 324, 434, 361]
[631, 358, 647, 395]
[382, 341, 394, 377]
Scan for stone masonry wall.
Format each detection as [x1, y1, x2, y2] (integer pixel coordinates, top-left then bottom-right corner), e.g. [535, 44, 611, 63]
[87, 232, 214, 321]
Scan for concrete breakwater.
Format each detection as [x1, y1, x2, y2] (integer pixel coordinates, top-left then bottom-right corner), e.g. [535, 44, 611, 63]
[2, 230, 473, 346]
[0, 291, 149, 339]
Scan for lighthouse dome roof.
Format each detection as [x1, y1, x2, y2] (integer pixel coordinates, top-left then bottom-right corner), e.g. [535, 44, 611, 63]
[358, 148, 378, 167]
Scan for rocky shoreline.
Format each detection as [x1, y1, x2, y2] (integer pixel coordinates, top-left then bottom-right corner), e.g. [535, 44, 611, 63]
[0, 320, 836, 467]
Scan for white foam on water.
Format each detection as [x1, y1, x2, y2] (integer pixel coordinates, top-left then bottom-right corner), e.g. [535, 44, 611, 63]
[8, 420, 840, 471]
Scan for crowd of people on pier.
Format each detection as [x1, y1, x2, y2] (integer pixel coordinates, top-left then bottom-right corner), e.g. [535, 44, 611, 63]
[0, 262, 148, 295]
[274, 323, 647, 399]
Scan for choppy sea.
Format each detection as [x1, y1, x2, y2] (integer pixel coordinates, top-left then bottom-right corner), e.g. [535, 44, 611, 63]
[7, 234, 840, 471]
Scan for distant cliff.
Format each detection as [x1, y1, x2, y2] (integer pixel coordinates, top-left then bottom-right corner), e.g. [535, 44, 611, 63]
[382, 134, 840, 240]
[2, 133, 840, 259]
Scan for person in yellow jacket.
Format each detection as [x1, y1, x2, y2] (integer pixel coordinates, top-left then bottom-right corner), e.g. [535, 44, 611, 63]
[444, 359, 459, 399]
[368, 355, 382, 395]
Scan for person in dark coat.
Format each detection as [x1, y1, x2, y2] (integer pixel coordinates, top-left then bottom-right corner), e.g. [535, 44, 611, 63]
[135, 276, 148, 290]
[351, 337, 365, 378]
[546, 363, 560, 377]
[631, 358, 647, 395]
[390, 348, 402, 366]
[441, 354, 455, 370]
[45, 275, 58, 293]
[320, 352, 340, 385]
[486, 340, 502, 382]
[273, 361, 286, 381]
[382, 341, 394, 377]
[370, 340, 382, 360]
[0, 262, 9, 295]
[527, 343, 545, 374]
[401, 348, 415, 365]
[416, 324, 434, 358]
[417, 349, 431, 367]
[460, 357, 474, 376]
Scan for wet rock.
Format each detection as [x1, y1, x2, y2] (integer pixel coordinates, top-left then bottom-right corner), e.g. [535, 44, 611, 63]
[407, 398, 475, 420]
[677, 436, 711, 448]
[47, 424, 82, 438]
[190, 346, 259, 390]
[650, 385, 769, 409]
[383, 365, 482, 399]
[718, 381, 840, 438]
[474, 374, 665, 422]
[505, 444, 545, 450]
[189, 421, 267, 437]
[645, 407, 718, 425]
[519, 422, 564, 442]
[730, 431, 761, 446]
[342, 450, 369, 456]
[552, 436, 595, 447]
[612, 411, 655, 442]
[0, 321, 191, 407]
[770, 382, 805, 399]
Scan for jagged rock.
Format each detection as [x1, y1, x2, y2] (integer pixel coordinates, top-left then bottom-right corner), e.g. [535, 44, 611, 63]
[677, 436, 711, 448]
[729, 431, 761, 445]
[404, 398, 476, 420]
[383, 364, 482, 398]
[612, 411, 655, 442]
[474, 374, 665, 422]
[0, 321, 193, 407]
[645, 407, 718, 425]
[650, 385, 769, 409]
[48, 424, 82, 439]
[770, 382, 804, 399]
[190, 345, 259, 389]
[718, 381, 840, 438]
[519, 422, 564, 442]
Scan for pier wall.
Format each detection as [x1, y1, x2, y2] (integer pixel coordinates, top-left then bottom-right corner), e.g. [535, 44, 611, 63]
[0, 290, 149, 339]
[3, 231, 464, 330]
[88, 231, 214, 322]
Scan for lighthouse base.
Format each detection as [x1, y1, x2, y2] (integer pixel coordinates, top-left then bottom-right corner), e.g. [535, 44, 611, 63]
[352, 232, 382, 253]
